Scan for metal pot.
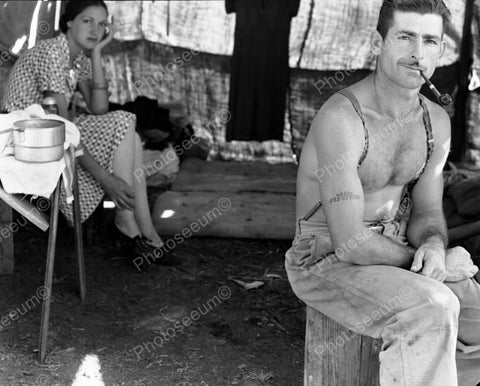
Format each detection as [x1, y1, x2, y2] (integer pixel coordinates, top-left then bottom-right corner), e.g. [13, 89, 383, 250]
[14, 144, 64, 163]
[13, 119, 65, 147]
[13, 119, 65, 163]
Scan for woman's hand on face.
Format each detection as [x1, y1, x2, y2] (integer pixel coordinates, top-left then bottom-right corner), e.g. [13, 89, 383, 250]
[102, 173, 135, 211]
[93, 21, 115, 53]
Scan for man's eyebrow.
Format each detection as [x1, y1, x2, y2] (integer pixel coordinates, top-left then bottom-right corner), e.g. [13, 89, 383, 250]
[423, 33, 442, 41]
[396, 30, 441, 40]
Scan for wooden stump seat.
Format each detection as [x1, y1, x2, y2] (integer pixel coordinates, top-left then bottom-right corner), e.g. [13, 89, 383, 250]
[305, 306, 381, 386]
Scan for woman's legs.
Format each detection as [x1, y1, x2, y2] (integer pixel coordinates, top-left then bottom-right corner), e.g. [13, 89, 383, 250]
[111, 119, 163, 246]
[132, 131, 164, 247]
[112, 121, 141, 238]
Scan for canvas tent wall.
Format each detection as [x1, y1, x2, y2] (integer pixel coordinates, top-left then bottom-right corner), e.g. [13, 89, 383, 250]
[0, 0, 478, 166]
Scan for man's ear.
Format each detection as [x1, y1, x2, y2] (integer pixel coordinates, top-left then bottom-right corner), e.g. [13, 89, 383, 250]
[370, 30, 383, 56]
[67, 20, 72, 29]
[439, 39, 446, 59]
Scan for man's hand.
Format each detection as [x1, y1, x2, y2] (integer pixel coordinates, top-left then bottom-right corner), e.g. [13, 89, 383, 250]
[444, 246, 479, 282]
[410, 240, 446, 281]
[101, 173, 135, 211]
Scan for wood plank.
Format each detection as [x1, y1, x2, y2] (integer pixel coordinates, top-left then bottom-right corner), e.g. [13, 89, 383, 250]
[73, 167, 86, 302]
[0, 199, 13, 274]
[172, 158, 297, 193]
[153, 191, 295, 239]
[305, 307, 380, 386]
[38, 181, 60, 363]
[0, 198, 12, 222]
[0, 189, 49, 231]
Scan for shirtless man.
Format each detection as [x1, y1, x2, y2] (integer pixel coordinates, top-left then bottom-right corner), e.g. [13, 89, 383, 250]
[285, 1, 480, 385]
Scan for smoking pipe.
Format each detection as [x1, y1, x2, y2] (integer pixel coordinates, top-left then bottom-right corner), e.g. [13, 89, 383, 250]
[419, 71, 452, 106]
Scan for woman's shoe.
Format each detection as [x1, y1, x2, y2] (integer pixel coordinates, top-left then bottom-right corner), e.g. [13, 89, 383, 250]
[109, 222, 182, 269]
[132, 237, 182, 270]
[109, 221, 138, 255]
[144, 238, 182, 266]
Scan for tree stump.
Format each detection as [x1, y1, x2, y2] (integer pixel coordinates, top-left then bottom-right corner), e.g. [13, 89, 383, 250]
[0, 200, 13, 274]
[305, 306, 381, 386]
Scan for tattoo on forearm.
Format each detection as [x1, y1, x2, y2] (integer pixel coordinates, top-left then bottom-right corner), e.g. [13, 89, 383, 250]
[329, 191, 360, 204]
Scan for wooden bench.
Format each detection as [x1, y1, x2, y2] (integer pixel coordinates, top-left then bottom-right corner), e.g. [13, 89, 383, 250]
[305, 306, 381, 386]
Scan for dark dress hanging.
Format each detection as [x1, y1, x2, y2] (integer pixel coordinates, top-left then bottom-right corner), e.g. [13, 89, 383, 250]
[225, 0, 300, 142]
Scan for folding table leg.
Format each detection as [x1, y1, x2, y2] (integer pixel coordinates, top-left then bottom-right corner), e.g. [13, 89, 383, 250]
[38, 181, 60, 363]
[73, 166, 86, 302]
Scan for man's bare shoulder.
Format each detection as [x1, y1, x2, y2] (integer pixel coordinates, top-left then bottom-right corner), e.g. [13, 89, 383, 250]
[310, 92, 363, 139]
[307, 91, 365, 165]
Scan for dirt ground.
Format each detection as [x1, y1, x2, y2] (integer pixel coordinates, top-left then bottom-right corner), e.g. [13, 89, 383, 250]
[0, 209, 305, 386]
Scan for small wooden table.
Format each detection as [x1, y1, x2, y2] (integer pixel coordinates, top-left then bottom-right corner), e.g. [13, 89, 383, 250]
[0, 166, 85, 363]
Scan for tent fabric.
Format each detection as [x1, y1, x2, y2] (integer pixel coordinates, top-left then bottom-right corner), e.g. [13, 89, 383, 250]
[100, 40, 295, 163]
[288, 0, 466, 70]
[0, 0, 466, 71]
[465, 2, 480, 167]
[0, 1, 57, 52]
[0, 0, 475, 164]
[105, 0, 466, 71]
[99, 0, 467, 162]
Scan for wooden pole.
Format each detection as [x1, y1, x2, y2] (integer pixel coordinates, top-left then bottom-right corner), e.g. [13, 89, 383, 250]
[451, 0, 475, 162]
[38, 181, 60, 363]
[0, 199, 13, 274]
[73, 165, 86, 302]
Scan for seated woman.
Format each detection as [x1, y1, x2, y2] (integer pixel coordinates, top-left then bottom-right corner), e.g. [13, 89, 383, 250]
[1, 0, 180, 267]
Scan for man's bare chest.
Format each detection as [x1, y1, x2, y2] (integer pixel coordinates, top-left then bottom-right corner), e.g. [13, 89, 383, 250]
[358, 120, 427, 192]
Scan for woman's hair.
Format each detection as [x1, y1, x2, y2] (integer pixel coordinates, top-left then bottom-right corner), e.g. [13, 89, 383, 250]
[376, 0, 452, 39]
[59, 0, 108, 33]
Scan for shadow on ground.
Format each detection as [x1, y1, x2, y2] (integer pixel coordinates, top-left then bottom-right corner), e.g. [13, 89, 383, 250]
[0, 211, 305, 386]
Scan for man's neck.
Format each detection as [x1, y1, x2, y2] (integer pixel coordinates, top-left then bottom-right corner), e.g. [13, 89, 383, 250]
[371, 72, 421, 119]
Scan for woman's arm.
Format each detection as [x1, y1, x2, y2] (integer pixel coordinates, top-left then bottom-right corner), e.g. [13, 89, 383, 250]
[78, 146, 135, 210]
[78, 23, 115, 115]
[44, 92, 134, 210]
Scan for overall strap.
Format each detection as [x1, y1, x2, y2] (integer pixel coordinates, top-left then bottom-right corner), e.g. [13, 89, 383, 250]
[396, 95, 435, 220]
[405, 95, 435, 193]
[337, 89, 370, 167]
[302, 201, 323, 221]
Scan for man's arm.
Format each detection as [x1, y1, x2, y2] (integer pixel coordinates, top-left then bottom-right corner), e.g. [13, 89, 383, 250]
[313, 96, 415, 268]
[406, 103, 451, 280]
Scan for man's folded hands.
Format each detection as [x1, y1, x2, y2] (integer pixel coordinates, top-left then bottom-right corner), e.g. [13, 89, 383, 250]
[444, 246, 479, 282]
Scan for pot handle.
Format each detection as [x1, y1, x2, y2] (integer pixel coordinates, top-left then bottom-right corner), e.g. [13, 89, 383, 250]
[14, 128, 25, 143]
